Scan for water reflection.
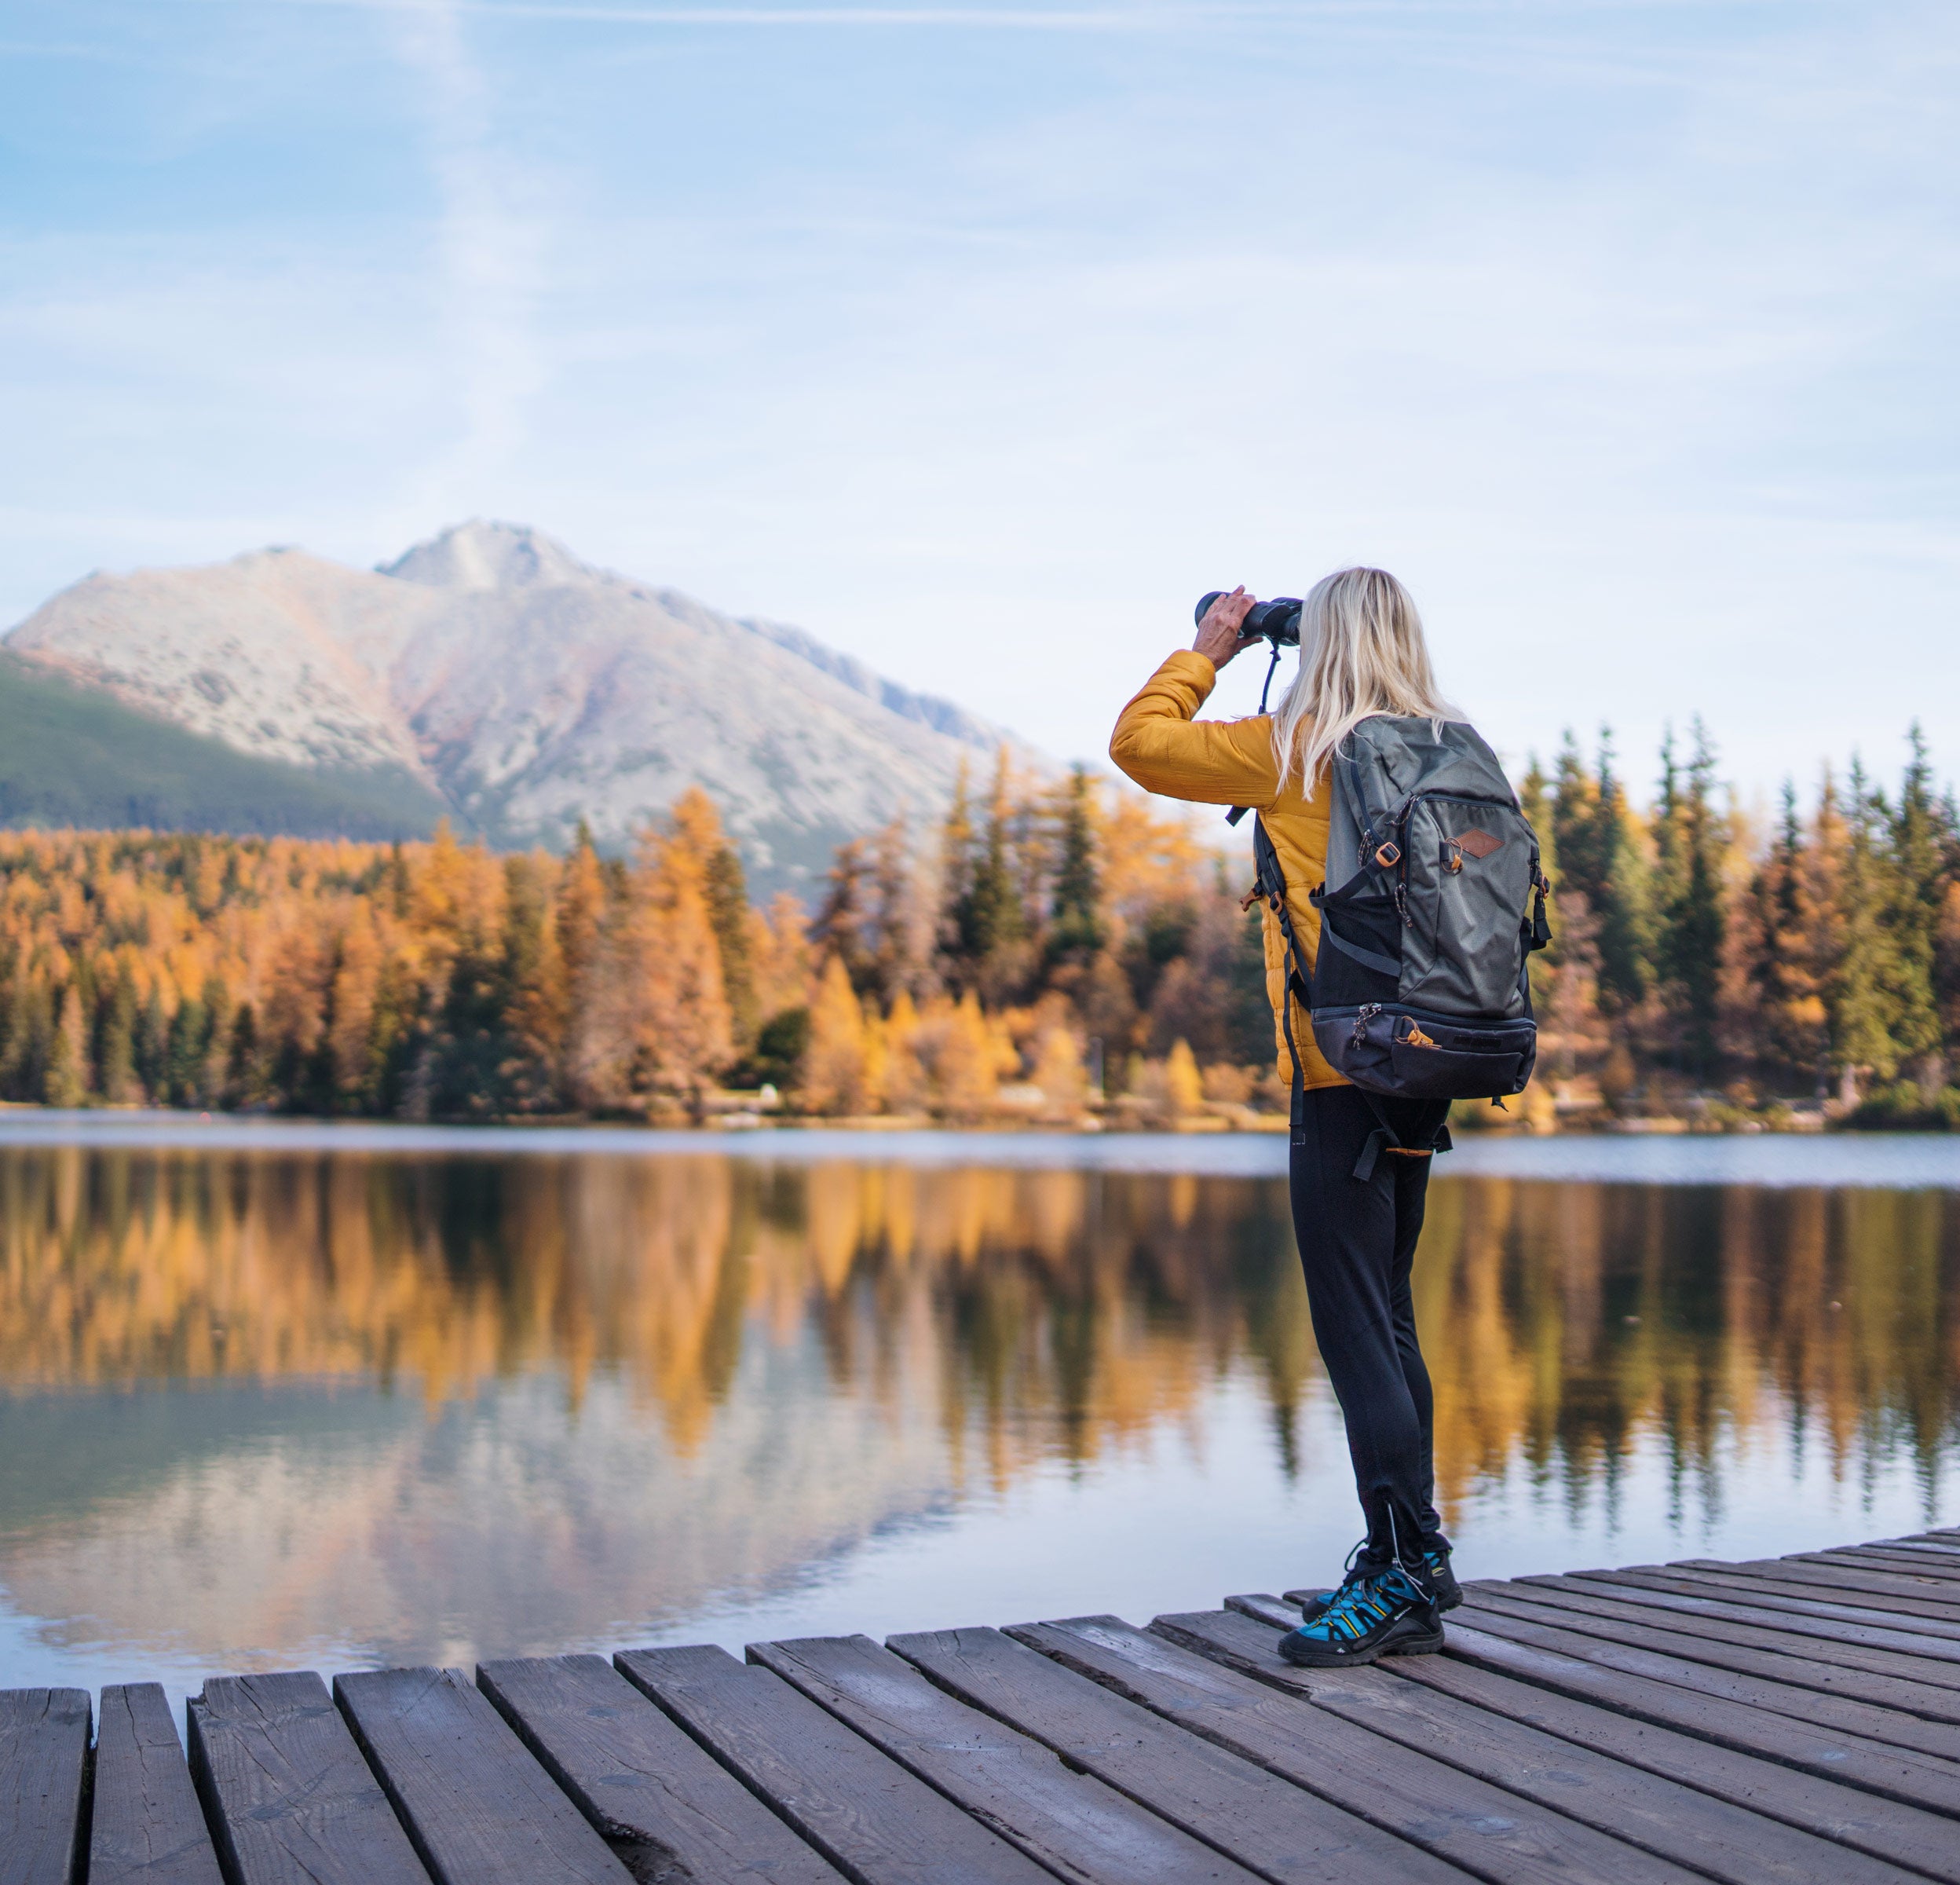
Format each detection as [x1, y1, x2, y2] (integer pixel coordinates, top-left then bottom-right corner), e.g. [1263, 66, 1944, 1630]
[1, 1141, 1956, 1700]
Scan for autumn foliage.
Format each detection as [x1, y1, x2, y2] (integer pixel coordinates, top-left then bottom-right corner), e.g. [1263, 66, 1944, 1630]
[0, 764, 1256, 1120]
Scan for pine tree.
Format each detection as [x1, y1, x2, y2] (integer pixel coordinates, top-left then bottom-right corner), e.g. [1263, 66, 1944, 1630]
[1753, 781, 1829, 1085]
[1554, 730, 1651, 1017]
[1829, 759, 1905, 1093]
[1046, 766, 1103, 968]
[1889, 726, 1947, 1085]
[1653, 722, 1725, 1082]
[813, 839, 878, 992]
[948, 749, 1026, 996]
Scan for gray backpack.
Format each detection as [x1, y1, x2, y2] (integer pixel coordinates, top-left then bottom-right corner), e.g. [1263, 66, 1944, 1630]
[1250, 714, 1550, 1173]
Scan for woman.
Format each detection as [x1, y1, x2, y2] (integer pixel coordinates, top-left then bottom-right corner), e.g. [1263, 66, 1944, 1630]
[1109, 567, 1462, 1669]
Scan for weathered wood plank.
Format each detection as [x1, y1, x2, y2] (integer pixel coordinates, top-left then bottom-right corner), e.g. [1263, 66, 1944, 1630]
[479, 1653, 843, 1885]
[1521, 1570, 1960, 1667]
[1891, 1535, 1960, 1557]
[1382, 1627, 1960, 1883]
[1027, 1612, 1711, 1885]
[1457, 1593, 1960, 1762]
[90, 1684, 223, 1885]
[1439, 1616, 1960, 1820]
[1576, 1564, 1960, 1639]
[0, 1688, 90, 1885]
[335, 1667, 629, 1885]
[1677, 1557, 1960, 1617]
[751, 1631, 1265, 1885]
[187, 1672, 428, 1885]
[1171, 1599, 1927, 1885]
[1461, 1581, 1960, 1725]
[616, 1643, 1050, 1885]
[1818, 1547, 1960, 1581]
[890, 1623, 1469, 1885]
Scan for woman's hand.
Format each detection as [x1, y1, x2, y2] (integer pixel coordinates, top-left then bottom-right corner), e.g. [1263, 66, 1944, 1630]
[1194, 587, 1260, 671]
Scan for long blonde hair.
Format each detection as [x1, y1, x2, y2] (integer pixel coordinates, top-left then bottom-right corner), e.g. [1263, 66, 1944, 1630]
[1271, 566, 1456, 792]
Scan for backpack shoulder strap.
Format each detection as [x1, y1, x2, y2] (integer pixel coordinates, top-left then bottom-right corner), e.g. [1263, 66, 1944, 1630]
[1251, 815, 1313, 1140]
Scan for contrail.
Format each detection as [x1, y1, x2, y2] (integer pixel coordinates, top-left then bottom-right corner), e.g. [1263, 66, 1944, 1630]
[388, 0, 546, 512]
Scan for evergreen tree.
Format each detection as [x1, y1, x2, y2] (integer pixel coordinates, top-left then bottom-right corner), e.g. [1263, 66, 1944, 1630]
[1889, 726, 1947, 1082]
[1652, 722, 1725, 1081]
[166, 994, 210, 1107]
[1555, 730, 1651, 1016]
[1046, 766, 1103, 968]
[1829, 759, 1907, 1091]
[134, 988, 168, 1101]
[948, 749, 1026, 994]
[1753, 781, 1829, 1085]
[813, 838, 879, 991]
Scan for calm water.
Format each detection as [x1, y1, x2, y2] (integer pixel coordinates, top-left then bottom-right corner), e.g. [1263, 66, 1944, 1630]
[3, 1115, 1958, 1722]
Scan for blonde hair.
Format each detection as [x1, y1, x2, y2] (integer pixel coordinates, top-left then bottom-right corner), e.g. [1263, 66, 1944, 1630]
[1271, 566, 1456, 792]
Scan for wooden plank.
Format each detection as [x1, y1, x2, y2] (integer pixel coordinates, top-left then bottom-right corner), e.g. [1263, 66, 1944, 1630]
[335, 1667, 628, 1885]
[956, 1615, 1713, 1885]
[751, 1631, 1266, 1885]
[1438, 1615, 1960, 1820]
[1677, 1557, 1960, 1617]
[1526, 1569, 1960, 1665]
[1512, 1574, 1960, 1685]
[90, 1684, 223, 1885]
[1859, 1542, 1960, 1568]
[890, 1623, 1470, 1885]
[478, 1653, 843, 1885]
[187, 1672, 429, 1885]
[1576, 1564, 1960, 1640]
[1456, 1594, 1960, 1763]
[1461, 1581, 1960, 1725]
[615, 1643, 1051, 1885]
[1817, 1548, 1960, 1581]
[1165, 1600, 1928, 1885]
[1382, 1625, 1960, 1884]
[0, 1688, 90, 1885]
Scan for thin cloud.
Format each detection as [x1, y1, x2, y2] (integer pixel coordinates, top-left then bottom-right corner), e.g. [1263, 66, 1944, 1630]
[386, 0, 549, 515]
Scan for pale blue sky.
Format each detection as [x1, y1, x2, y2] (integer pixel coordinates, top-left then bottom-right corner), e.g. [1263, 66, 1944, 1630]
[3, 0, 1955, 800]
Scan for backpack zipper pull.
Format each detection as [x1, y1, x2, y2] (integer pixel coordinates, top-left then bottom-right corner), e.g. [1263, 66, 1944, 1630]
[1352, 1003, 1380, 1045]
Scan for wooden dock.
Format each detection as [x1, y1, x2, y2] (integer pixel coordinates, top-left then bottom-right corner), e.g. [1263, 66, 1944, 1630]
[9, 1531, 1960, 1885]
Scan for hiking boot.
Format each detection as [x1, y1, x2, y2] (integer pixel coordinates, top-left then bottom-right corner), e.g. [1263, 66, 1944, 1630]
[1276, 1561, 1444, 1668]
[1286, 1546, 1460, 1622]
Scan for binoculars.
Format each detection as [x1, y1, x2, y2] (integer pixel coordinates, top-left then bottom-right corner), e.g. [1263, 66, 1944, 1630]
[1194, 591, 1304, 645]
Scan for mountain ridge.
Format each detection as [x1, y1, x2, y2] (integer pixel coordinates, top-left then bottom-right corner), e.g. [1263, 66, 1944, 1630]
[5, 522, 1028, 889]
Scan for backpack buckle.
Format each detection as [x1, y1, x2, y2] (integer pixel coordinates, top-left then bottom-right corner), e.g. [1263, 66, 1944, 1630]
[1373, 841, 1401, 868]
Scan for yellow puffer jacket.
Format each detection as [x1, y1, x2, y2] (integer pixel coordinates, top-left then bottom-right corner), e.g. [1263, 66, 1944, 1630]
[1110, 650, 1347, 1092]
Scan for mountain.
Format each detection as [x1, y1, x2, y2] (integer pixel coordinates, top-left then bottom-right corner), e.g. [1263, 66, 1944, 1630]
[0, 649, 448, 841]
[5, 522, 1026, 888]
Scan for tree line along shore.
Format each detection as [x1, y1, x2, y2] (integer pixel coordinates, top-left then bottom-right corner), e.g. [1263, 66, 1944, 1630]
[0, 725, 1953, 1132]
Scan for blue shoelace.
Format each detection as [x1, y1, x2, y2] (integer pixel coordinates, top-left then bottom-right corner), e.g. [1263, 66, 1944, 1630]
[1296, 1562, 1427, 1644]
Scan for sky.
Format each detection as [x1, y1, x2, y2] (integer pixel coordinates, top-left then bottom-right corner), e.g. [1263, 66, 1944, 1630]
[2, 0, 1955, 803]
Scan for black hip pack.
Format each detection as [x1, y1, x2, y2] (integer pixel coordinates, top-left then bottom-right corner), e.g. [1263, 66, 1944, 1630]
[1251, 714, 1550, 1180]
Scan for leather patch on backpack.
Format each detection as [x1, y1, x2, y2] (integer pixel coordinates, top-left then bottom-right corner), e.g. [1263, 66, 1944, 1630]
[1455, 827, 1504, 859]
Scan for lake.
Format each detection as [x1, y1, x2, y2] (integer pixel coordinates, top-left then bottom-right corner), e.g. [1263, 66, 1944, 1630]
[3, 1112, 1958, 1722]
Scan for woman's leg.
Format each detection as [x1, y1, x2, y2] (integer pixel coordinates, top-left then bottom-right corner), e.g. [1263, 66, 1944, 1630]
[1288, 1085, 1438, 1567]
[1384, 1110, 1448, 1556]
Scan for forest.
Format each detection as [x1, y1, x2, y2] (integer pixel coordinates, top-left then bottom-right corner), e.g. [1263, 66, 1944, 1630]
[0, 723, 1955, 1128]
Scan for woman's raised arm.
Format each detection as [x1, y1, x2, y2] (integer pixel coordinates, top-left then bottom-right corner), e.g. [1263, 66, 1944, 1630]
[1108, 649, 1282, 808]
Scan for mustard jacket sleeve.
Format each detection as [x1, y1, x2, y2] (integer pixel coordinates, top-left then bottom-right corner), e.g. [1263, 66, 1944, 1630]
[1107, 651, 1282, 808]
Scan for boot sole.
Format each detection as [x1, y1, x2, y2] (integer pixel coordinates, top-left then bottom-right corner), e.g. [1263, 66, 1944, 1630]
[1276, 1620, 1446, 1668]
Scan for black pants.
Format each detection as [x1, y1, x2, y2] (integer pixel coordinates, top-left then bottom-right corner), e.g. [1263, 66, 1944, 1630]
[1289, 1083, 1450, 1569]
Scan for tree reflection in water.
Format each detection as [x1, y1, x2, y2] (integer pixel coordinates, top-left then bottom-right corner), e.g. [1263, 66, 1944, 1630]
[3, 1145, 1956, 1521]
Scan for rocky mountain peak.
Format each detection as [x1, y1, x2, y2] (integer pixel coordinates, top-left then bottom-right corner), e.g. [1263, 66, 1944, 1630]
[4, 525, 1033, 892]
[380, 519, 597, 593]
